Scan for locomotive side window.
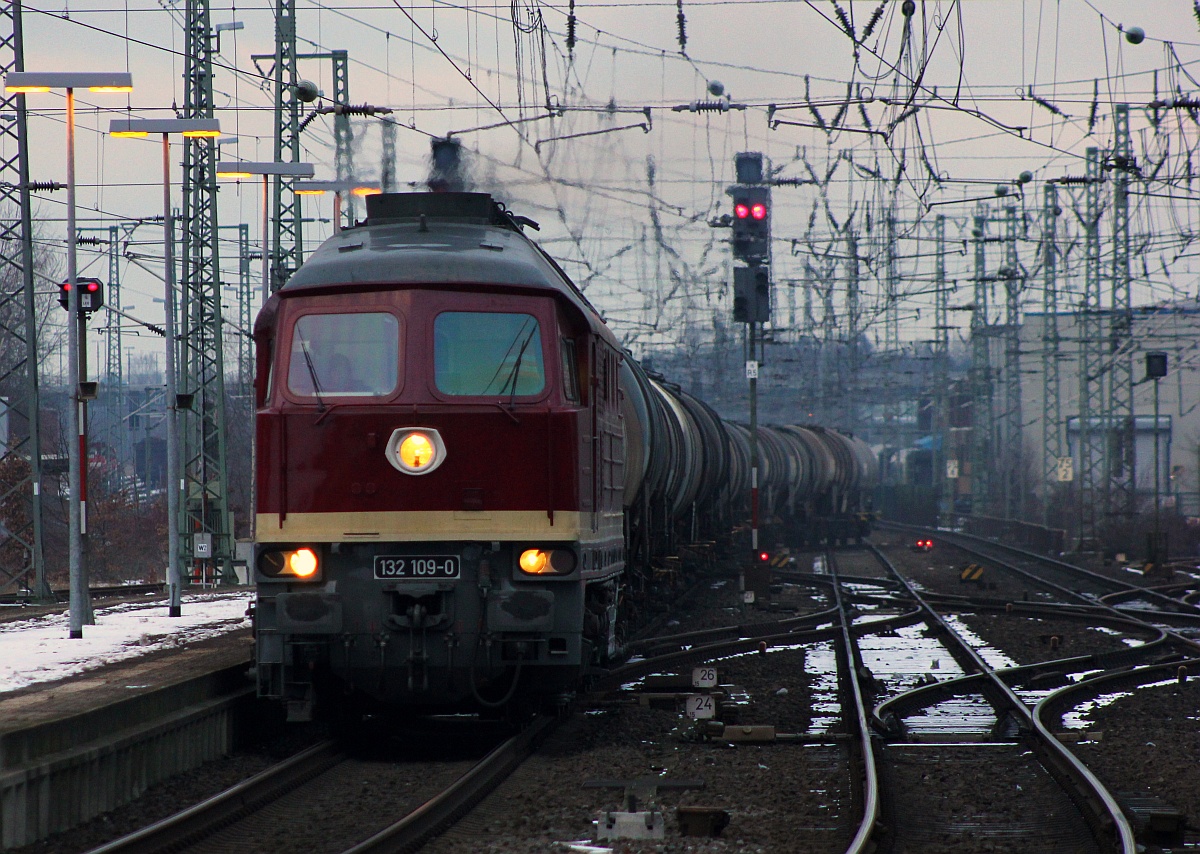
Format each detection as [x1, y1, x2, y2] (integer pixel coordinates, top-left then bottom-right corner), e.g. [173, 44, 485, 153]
[561, 338, 580, 404]
[287, 312, 399, 398]
[434, 312, 545, 396]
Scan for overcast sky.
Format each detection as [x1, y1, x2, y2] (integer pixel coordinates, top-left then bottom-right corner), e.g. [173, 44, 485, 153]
[12, 1, 1200, 363]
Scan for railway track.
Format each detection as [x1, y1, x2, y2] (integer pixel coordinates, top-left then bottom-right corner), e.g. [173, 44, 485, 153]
[0, 582, 167, 610]
[852, 545, 1135, 853]
[888, 522, 1200, 621]
[75, 536, 1200, 852]
[87, 717, 555, 854]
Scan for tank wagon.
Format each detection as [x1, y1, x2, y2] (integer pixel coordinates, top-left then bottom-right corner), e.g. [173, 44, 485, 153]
[251, 192, 876, 720]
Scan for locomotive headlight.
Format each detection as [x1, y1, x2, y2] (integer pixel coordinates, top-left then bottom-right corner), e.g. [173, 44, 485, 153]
[385, 427, 447, 475]
[518, 548, 577, 576]
[258, 547, 322, 581]
[289, 548, 319, 577]
[519, 549, 550, 574]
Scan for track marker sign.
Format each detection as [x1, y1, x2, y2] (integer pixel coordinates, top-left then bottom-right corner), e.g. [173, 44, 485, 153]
[692, 666, 718, 688]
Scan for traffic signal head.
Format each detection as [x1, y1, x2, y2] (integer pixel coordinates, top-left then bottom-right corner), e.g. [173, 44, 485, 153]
[59, 278, 104, 313]
[733, 266, 771, 323]
[1145, 351, 1168, 379]
[728, 185, 770, 263]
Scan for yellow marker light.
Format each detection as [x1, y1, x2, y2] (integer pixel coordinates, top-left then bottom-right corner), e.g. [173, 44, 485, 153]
[352, 186, 383, 196]
[6, 86, 51, 93]
[386, 426, 447, 475]
[519, 549, 551, 574]
[88, 85, 134, 93]
[109, 129, 148, 138]
[294, 188, 327, 196]
[181, 129, 221, 137]
[216, 171, 254, 179]
[398, 432, 436, 471]
[288, 548, 319, 578]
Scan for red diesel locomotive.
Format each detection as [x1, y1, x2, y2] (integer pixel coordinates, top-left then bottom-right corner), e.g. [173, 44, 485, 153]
[252, 192, 875, 720]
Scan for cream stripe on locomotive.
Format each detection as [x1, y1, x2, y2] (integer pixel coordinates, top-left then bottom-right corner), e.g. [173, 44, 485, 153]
[255, 509, 595, 542]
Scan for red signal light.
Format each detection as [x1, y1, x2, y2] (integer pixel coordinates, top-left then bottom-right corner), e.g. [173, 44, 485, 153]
[734, 203, 750, 219]
[750, 202, 767, 220]
[58, 277, 104, 312]
[758, 551, 770, 562]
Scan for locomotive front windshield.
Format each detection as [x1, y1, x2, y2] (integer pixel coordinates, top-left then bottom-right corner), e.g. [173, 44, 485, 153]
[288, 312, 399, 397]
[434, 311, 545, 396]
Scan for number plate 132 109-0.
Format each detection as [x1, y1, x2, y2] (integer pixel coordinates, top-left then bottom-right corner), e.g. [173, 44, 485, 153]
[373, 555, 461, 580]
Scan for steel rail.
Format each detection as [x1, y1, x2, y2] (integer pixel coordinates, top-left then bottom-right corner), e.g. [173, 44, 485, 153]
[342, 715, 557, 854]
[899, 525, 1200, 651]
[86, 740, 344, 854]
[1035, 656, 1200, 735]
[824, 550, 881, 854]
[873, 635, 1172, 731]
[628, 604, 842, 656]
[887, 521, 1200, 617]
[867, 543, 1137, 854]
[0, 582, 168, 606]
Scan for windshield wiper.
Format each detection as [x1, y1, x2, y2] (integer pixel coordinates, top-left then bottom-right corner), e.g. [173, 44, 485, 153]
[299, 338, 327, 413]
[503, 328, 537, 406]
[481, 318, 536, 395]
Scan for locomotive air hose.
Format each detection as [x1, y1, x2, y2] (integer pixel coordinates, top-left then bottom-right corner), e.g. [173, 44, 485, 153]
[468, 637, 525, 708]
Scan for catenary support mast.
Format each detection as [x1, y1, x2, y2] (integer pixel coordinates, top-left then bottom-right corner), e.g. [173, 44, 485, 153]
[181, 0, 233, 580]
[1042, 182, 1065, 526]
[0, 0, 48, 598]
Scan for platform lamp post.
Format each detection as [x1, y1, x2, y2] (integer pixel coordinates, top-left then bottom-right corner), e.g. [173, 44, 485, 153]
[215, 160, 313, 546]
[109, 118, 221, 618]
[294, 180, 382, 233]
[4, 71, 133, 639]
[1146, 352, 1169, 566]
[214, 161, 315, 305]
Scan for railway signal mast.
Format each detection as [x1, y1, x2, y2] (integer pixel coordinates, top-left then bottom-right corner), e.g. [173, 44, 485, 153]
[728, 152, 771, 598]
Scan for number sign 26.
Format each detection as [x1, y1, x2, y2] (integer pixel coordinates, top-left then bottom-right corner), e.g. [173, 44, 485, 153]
[692, 666, 717, 688]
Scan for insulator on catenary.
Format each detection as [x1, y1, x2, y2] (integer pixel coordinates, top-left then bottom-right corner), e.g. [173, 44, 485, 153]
[679, 99, 728, 113]
[330, 103, 393, 116]
[676, 0, 687, 54]
[26, 181, 63, 192]
[567, 0, 576, 56]
[1148, 98, 1200, 110]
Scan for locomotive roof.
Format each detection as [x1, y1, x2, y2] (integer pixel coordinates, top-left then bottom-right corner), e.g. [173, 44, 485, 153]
[280, 192, 602, 324]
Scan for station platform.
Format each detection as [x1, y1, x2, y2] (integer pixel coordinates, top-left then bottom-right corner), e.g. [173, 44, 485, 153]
[0, 589, 256, 847]
[0, 588, 253, 732]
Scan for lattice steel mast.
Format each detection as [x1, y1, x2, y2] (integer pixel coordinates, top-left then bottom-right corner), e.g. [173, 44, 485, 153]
[270, 0, 304, 291]
[1077, 147, 1105, 549]
[1041, 182, 1065, 526]
[1109, 104, 1135, 518]
[180, 0, 233, 578]
[970, 209, 993, 514]
[0, 0, 48, 598]
[1002, 205, 1024, 519]
[80, 224, 131, 477]
[381, 120, 397, 192]
[845, 227, 860, 432]
[934, 214, 952, 521]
